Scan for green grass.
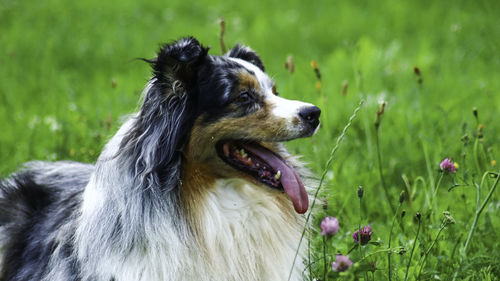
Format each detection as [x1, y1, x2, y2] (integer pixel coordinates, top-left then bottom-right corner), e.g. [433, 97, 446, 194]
[1, 0, 500, 279]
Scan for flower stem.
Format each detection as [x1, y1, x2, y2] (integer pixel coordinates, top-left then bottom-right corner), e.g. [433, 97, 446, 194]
[432, 172, 444, 221]
[359, 196, 363, 258]
[451, 171, 500, 280]
[287, 101, 364, 281]
[358, 248, 401, 263]
[323, 236, 327, 281]
[388, 202, 402, 281]
[375, 123, 395, 214]
[359, 196, 369, 281]
[417, 223, 446, 280]
[404, 215, 421, 281]
[464, 171, 499, 252]
[308, 233, 312, 281]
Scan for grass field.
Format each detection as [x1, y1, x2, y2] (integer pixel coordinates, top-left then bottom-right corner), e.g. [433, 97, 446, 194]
[1, 0, 500, 279]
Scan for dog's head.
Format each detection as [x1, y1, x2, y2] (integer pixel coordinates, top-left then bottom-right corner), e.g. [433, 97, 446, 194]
[126, 37, 320, 214]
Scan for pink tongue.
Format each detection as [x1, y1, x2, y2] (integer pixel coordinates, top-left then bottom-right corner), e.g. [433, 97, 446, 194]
[244, 144, 309, 214]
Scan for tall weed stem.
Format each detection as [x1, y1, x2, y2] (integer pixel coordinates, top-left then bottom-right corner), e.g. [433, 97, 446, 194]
[432, 173, 444, 221]
[387, 201, 402, 280]
[322, 236, 327, 281]
[375, 113, 395, 214]
[463, 171, 500, 252]
[417, 225, 445, 280]
[451, 171, 500, 280]
[287, 101, 364, 281]
[404, 213, 421, 281]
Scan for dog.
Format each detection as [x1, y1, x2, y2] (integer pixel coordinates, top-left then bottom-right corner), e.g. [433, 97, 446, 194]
[0, 37, 321, 281]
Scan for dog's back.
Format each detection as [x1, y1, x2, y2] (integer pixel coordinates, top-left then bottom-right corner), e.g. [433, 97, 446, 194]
[0, 161, 93, 281]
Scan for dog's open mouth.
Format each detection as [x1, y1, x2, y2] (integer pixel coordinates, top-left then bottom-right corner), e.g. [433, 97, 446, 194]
[216, 140, 309, 214]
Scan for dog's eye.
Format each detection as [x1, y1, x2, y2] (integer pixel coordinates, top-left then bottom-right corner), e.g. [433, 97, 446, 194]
[236, 91, 251, 103]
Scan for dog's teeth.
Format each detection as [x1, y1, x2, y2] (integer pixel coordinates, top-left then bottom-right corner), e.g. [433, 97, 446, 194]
[241, 149, 247, 158]
[274, 170, 281, 180]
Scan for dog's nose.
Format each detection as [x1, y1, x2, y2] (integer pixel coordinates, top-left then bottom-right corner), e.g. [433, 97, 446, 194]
[298, 106, 321, 129]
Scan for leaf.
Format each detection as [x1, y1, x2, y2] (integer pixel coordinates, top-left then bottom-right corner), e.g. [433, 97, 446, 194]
[368, 241, 383, 246]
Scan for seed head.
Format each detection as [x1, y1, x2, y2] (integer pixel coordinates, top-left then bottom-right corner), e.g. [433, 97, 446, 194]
[377, 101, 386, 117]
[461, 134, 470, 145]
[413, 66, 421, 76]
[321, 197, 328, 211]
[399, 190, 405, 204]
[413, 66, 423, 84]
[397, 246, 407, 255]
[315, 81, 322, 92]
[310, 60, 321, 80]
[218, 18, 227, 54]
[342, 81, 348, 96]
[443, 211, 456, 225]
[416, 212, 421, 221]
[375, 101, 387, 129]
[284, 55, 295, 74]
[478, 124, 484, 140]
[310, 60, 318, 69]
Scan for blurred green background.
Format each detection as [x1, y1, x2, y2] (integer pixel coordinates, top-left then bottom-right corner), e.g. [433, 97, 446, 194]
[1, 0, 499, 279]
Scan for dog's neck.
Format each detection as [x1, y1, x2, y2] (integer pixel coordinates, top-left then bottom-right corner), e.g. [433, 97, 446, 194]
[181, 168, 305, 280]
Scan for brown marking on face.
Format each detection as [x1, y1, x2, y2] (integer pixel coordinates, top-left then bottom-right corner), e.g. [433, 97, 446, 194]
[180, 161, 216, 248]
[237, 71, 261, 92]
[185, 105, 291, 162]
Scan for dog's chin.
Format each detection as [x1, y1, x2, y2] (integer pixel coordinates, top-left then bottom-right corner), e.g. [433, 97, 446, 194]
[215, 139, 309, 214]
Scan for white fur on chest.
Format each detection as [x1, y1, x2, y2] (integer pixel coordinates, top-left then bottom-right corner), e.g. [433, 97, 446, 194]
[107, 179, 305, 281]
[193, 179, 305, 280]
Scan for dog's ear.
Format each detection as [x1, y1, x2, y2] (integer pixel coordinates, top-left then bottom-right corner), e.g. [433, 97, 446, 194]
[150, 37, 209, 91]
[227, 44, 265, 72]
[121, 37, 209, 193]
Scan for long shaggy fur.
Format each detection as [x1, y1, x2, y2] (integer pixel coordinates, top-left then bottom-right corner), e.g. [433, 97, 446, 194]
[0, 37, 320, 281]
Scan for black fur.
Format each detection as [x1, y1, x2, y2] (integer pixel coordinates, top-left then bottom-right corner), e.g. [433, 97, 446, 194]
[227, 44, 265, 72]
[0, 162, 93, 281]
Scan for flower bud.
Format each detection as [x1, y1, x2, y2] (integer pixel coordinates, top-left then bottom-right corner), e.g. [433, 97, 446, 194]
[443, 211, 456, 225]
[357, 186, 364, 199]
